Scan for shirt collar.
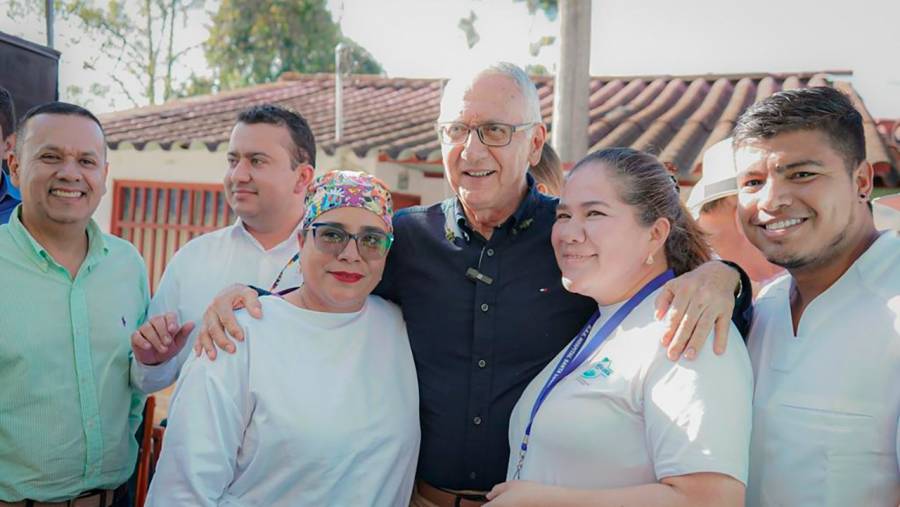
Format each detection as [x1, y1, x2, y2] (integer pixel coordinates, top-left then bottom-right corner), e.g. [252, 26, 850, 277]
[451, 174, 541, 240]
[232, 217, 303, 252]
[7, 204, 109, 273]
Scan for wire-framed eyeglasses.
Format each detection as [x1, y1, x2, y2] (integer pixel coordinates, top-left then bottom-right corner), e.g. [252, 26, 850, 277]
[435, 121, 540, 147]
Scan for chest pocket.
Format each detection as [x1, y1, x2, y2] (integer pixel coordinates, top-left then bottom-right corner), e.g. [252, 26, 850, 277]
[773, 394, 885, 506]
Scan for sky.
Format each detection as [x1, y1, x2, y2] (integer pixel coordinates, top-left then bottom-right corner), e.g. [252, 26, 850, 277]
[1, 0, 898, 116]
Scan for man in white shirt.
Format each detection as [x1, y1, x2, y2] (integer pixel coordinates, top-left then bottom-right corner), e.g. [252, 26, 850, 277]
[130, 104, 315, 393]
[732, 86, 900, 506]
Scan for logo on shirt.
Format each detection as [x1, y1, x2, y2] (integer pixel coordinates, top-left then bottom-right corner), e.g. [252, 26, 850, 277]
[579, 357, 613, 383]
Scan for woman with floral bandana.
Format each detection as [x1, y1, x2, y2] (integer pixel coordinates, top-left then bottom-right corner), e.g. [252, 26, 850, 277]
[146, 171, 420, 507]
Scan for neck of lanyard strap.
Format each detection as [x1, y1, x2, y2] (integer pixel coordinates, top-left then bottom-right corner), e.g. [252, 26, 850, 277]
[512, 269, 675, 479]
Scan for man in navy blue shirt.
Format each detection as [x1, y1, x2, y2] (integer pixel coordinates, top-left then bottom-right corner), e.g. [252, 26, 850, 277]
[0, 87, 21, 224]
[382, 64, 746, 505]
[196, 63, 750, 506]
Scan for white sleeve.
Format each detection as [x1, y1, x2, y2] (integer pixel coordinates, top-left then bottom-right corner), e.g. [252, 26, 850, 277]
[643, 327, 754, 484]
[144, 324, 251, 507]
[130, 254, 190, 393]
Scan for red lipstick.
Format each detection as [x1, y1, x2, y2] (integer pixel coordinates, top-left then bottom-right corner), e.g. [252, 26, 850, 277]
[330, 271, 364, 283]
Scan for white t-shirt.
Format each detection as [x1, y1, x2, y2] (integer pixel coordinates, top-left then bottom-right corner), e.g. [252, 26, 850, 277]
[747, 231, 900, 507]
[146, 295, 420, 507]
[506, 287, 753, 488]
[132, 219, 303, 393]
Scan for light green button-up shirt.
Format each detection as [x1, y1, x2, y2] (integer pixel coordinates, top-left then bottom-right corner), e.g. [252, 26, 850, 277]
[0, 206, 148, 502]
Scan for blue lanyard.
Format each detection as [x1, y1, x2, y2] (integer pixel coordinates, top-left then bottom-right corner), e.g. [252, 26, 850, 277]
[512, 269, 675, 479]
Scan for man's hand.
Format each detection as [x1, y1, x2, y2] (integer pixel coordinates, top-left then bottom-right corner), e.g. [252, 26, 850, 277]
[193, 284, 263, 360]
[654, 261, 740, 360]
[131, 312, 195, 366]
[485, 481, 564, 506]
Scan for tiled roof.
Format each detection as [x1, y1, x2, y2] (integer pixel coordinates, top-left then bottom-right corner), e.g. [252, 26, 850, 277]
[100, 71, 899, 185]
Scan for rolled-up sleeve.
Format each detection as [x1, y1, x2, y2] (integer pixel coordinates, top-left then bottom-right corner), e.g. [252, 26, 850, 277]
[145, 327, 251, 507]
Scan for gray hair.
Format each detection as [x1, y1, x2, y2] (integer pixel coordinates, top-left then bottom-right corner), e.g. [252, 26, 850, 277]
[441, 62, 542, 123]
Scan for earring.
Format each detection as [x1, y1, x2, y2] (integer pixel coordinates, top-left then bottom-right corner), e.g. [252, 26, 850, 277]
[860, 194, 867, 200]
[645, 253, 654, 265]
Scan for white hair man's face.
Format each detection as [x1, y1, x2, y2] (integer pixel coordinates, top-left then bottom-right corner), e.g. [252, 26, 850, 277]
[438, 72, 544, 221]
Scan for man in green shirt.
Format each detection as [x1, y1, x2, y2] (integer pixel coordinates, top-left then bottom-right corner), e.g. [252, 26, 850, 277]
[0, 102, 148, 506]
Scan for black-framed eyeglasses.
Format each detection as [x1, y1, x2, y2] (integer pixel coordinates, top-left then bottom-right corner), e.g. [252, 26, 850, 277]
[435, 121, 539, 147]
[307, 223, 394, 261]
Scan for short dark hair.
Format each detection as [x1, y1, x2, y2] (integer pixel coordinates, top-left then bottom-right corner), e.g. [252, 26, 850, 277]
[236, 104, 316, 167]
[569, 148, 711, 276]
[733, 86, 865, 170]
[15, 101, 106, 155]
[0, 87, 15, 140]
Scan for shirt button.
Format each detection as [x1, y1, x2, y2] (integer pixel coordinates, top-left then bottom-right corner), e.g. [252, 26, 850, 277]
[477, 359, 487, 368]
[486, 248, 494, 256]
[469, 472, 477, 480]
[480, 303, 489, 312]
[473, 416, 482, 425]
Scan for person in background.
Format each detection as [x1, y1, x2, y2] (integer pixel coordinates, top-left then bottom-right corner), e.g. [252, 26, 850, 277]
[487, 148, 751, 507]
[129, 104, 315, 394]
[0, 87, 21, 224]
[687, 137, 783, 297]
[0, 102, 148, 506]
[732, 86, 900, 506]
[146, 171, 419, 506]
[529, 142, 564, 196]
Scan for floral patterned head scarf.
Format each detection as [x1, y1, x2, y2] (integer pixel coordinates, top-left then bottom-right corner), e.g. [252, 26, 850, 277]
[302, 170, 394, 231]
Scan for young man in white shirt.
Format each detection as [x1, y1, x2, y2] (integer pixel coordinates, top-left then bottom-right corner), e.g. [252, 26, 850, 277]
[731, 86, 900, 506]
[130, 104, 315, 393]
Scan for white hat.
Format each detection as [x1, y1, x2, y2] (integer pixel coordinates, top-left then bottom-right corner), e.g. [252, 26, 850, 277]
[687, 137, 738, 218]
[873, 195, 900, 231]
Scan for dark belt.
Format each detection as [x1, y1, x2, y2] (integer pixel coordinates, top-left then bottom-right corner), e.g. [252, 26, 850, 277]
[1, 484, 126, 507]
[416, 481, 488, 507]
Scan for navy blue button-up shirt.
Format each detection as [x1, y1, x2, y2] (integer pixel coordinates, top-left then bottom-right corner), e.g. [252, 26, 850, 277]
[375, 180, 596, 490]
[0, 171, 20, 225]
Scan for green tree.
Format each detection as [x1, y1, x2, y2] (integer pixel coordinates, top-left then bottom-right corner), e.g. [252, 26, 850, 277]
[205, 0, 383, 90]
[5, 0, 204, 107]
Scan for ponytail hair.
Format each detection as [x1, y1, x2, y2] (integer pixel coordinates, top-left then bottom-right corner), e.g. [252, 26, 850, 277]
[568, 148, 711, 275]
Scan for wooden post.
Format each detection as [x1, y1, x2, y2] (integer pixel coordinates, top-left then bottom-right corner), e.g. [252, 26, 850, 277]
[551, 0, 592, 164]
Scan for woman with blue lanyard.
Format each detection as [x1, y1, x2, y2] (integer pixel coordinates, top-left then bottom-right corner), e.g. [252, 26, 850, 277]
[146, 171, 420, 506]
[487, 148, 753, 506]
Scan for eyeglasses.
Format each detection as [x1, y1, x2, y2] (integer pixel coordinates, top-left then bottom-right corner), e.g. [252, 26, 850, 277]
[435, 121, 539, 147]
[308, 223, 394, 261]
